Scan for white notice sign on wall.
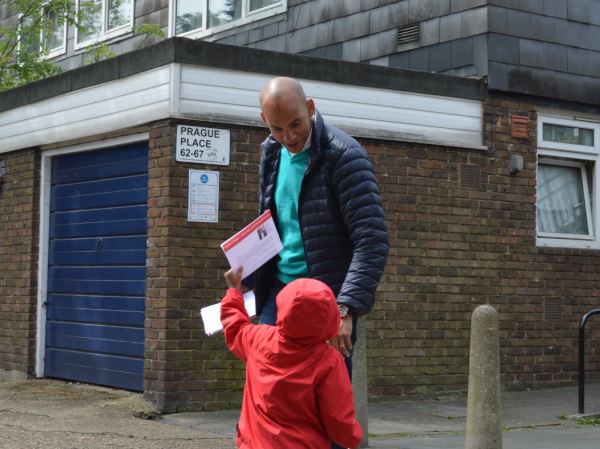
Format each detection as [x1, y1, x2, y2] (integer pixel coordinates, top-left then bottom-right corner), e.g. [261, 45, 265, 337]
[176, 125, 230, 166]
[188, 170, 219, 223]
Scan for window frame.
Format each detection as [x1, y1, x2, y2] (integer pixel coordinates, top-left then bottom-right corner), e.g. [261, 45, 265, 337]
[168, 0, 287, 40]
[18, 5, 69, 60]
[538, 116, 600, 155]
[74, 0, 134, 51]
[43, 6, 68, 59]
[537, 113, 600, 250]
[536, 158, 594, 240]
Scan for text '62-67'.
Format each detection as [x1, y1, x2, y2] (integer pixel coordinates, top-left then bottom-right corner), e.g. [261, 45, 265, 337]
[176, 125, 231, 166]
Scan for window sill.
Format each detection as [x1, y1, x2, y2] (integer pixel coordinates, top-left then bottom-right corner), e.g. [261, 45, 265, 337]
[74, 25, 133, 51]
[43, 47, 67, 60]
[537, 237, 600, 250]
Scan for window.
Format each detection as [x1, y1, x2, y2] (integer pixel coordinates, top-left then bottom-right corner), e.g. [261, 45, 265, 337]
[171, 0, 286, 39]
[537, 160, 592, 238]
[537, 113, 600, 249]
[20, 6, 67, 58]
[44, 8, 66, 53]
[75, 0, 133, 49]
[543, 124, 594, 147]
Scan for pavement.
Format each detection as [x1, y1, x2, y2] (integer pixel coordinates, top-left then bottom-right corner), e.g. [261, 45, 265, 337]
[1, 377, 599, 448]
[160, 384, 600, 448]
[0, 379, 235, 449]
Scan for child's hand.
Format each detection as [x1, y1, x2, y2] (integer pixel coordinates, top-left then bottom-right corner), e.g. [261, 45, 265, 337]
[224, 266, 244, 291]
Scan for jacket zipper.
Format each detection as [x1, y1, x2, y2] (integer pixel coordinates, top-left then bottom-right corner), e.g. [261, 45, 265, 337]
[297, 147, 319, 279]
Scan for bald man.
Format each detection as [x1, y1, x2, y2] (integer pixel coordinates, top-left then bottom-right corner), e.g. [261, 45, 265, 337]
[244, 78, 388, 439]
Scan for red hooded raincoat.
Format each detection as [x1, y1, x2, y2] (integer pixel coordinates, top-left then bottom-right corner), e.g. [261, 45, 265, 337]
[220, 278, 362, 449]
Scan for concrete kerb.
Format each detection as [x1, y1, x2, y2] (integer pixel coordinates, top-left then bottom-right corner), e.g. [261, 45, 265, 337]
[566, 413, 600, 421]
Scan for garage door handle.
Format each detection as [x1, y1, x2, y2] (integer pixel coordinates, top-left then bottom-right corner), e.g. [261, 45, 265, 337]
[96, 238, 103, 252]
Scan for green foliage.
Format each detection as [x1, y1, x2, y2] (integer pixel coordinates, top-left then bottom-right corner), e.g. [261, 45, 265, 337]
[558, 412, 566, 419]
[79, 23, 165, 66]
[578, 417, 600, 427]
[501, 426, 511, 432]
[0, 0, 82, 90]
[367, 432, 410, 440]
[132, 23, 165, 41]
[0, 0, 165, 91]
[132, 23, 165, 50]
[80, 41, 116, 66]
[0, 46, 62, 90]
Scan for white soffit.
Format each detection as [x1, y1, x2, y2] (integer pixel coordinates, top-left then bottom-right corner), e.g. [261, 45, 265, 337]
[0, 63, 485, 154]
[177, 65, 486, 150]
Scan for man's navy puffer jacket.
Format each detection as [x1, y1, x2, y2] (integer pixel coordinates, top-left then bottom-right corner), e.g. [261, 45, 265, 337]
[251, 109, 389, 317]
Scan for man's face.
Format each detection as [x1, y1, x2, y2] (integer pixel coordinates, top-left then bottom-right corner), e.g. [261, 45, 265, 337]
[260, 98, 315, 153]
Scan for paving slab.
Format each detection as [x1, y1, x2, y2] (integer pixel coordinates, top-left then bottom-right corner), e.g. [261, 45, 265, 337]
[161, 410, 241, 438]
[370, 427, 600, 449]
[158, 384, 600, 447]
[368, 384, 600, 436]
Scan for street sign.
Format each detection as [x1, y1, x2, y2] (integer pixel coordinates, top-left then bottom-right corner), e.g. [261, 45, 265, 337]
[176, 125, 230, 166]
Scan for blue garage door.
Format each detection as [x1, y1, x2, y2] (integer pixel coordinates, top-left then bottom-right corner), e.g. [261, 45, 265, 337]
[44, 143, 148, 391]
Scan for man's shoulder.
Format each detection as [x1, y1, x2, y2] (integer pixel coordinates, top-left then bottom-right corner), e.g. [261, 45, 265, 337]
[323, 124, 360, 150]
[321, 124, 369, 162]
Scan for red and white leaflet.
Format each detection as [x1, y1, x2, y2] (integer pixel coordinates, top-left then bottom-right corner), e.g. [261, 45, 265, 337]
[221, 210, 283, 279]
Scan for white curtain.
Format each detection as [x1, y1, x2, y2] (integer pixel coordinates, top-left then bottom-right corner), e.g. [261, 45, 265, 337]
[538, 164, 589, 235]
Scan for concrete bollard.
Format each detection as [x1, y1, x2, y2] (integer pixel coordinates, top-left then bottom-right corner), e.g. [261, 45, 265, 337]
[466, 305, 502, 449]
[352, 316, 369, 448]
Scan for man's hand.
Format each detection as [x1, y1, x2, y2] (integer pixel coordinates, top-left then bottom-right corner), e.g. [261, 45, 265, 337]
[224, 266, 244, 291]
[328, 316, 353, 357]
[240, 284, 251, 294]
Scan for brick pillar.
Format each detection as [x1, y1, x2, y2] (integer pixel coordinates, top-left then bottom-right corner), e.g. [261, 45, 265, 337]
[0, 148, 41, 378]
[484, 98, 542, 392]
[144, 119, 266, 413]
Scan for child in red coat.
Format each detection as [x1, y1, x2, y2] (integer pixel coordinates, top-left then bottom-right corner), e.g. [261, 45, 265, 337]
[221, 267, 362, 449]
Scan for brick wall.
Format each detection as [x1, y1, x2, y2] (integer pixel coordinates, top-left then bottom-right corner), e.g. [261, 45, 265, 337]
[144, 120, 267, 413]
[0, 148, 40, 376]
[143, 104, 600, 412]
[366, 97, 600, 401]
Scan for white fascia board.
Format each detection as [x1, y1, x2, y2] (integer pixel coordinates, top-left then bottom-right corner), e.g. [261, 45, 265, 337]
[0, 66, 171, 155]
[0, 63, 486, 154]
[178, 65, 487, 151]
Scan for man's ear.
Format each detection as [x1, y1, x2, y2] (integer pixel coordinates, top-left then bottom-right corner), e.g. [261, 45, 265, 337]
[307, 99, 315, 118]
[260, 111, 268, 127]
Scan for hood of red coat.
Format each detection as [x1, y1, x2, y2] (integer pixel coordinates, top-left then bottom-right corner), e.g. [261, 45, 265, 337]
[276, 278, 340, 345]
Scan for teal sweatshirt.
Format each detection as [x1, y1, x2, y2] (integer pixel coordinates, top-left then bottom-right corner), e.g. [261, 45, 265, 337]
[275, 148, 310, 284]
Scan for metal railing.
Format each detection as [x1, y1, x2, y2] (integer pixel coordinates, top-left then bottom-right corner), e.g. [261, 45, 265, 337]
[579, 309, 600, 414]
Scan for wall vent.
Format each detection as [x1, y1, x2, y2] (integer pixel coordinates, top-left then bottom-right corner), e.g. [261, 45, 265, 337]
[460, 165, 479, 190]
[511, 115, 529, 139]
[545, 298, 562, 322]
[397, 24, 419, 45]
